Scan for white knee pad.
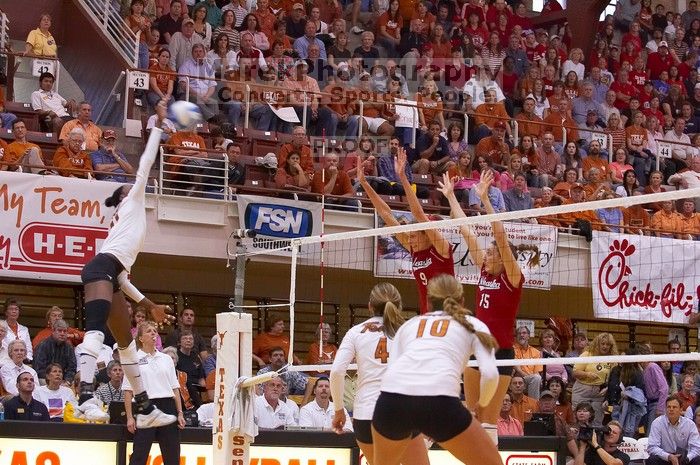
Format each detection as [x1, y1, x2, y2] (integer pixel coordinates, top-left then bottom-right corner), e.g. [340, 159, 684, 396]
[118, 340, 139, 365]
[80, 330, 105, 357]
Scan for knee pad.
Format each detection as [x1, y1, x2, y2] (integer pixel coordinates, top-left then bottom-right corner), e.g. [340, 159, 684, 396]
[118, 340, 139, 365]
[80, 330, 105, 357]
[85, 299, 111, 332]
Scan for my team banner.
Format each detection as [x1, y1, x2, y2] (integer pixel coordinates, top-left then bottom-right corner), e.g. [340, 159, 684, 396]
[374, 212, 559, 290]
[591, 231, 699, 323]
[236, 195, 322, 255]
[0, 172, 119, 283]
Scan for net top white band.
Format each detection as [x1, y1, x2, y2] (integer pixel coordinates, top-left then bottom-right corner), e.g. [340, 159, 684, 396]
[293, 187, 700, 246]
[287, 351, 700, 372]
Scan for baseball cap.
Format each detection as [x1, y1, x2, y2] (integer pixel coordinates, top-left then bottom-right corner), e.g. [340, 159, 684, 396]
[183, 17, 194, 25]
[586, 109, 597, 116]
[102, 129, 117, 140]
[540, 390, 555, 399]
[493, 120, 507, 130]
[658, 41, 668, 48]
[550, 34, 560, 40]
[524, 29, 535, 36]
[292, 2, 304, 9]
[421, 43, 433, 53]
[571, 182, 585, 191]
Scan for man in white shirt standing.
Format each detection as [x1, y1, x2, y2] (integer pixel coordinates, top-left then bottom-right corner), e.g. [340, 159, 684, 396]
[254, 377, 297, 429]
[299, 377, 352, 431]
[668, 156, 700, 211]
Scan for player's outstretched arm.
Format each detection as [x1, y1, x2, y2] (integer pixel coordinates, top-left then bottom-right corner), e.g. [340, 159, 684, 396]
[131, 127, 163, 200]
[396, 148, 451, 258]
[438, 173, 484, 268]
[357, 155, 410, 249]
[477, 170, 522, 284]
[117, 271, 175, 326]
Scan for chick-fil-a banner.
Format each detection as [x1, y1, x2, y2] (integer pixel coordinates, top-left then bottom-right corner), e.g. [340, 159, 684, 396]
[0, 172, 119, 283]
[591, 231, 700, 323]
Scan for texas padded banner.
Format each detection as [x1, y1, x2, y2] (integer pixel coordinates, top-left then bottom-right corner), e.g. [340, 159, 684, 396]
[374, 212, 559, 290]
[0, 172, 120, 283]
[236, 194, 322, 255]
[591, 231, 699, 323]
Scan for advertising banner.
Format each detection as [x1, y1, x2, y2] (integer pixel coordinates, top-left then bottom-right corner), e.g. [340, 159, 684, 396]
[590, 231, 699, 323]
[374, 212, 559, 289]
[236, 194, 323, 256]
[0, 172, 119, 283]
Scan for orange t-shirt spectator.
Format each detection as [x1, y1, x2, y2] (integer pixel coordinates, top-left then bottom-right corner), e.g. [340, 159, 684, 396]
[311, 154, 353, 195]
[53, 129, 93, 178]
[165, 130, 207, 174]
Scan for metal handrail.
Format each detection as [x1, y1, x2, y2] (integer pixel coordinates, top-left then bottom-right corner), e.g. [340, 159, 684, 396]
[77, 0, 139, 67]
[159, 149, 231, 199]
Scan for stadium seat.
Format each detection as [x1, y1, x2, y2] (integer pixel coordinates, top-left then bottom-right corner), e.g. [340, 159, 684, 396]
[5, 102, 40, 131]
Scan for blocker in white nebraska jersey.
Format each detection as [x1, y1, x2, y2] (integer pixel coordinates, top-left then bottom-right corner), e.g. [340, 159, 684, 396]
[331, 316, 393, 420]
[382, 311, 498, 399]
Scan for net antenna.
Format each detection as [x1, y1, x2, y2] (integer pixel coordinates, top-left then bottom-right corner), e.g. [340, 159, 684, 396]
[318, 129, 327, 361]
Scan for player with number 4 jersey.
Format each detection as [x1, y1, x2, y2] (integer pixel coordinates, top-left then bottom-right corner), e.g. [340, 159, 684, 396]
[330, 283, 429, 465]
[357, 146, 454, 314]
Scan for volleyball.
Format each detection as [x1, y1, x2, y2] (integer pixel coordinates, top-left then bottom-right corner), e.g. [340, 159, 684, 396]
[168, 100, 203, 130]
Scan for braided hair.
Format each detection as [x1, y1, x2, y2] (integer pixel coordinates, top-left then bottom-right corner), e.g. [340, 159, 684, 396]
[427, 274, 498, 351]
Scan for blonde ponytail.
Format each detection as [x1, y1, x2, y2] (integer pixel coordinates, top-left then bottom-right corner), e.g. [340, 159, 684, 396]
[369, 282, 405, 338]
[427, 274, 499, 352]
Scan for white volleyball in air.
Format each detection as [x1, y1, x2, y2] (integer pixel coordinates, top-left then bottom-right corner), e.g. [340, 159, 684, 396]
[168, 100, 203, 130]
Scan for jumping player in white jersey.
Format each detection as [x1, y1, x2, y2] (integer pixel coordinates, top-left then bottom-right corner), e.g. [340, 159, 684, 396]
[330, 283, 429, 465]
[78, 128, 176, 428]
[371, 274, 503, 465]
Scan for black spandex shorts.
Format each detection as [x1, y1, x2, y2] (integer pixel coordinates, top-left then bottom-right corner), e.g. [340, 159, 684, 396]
[81, 253, 124, 292]
[372, 392, 472, 443]
[495, 347, 515, 376]
[353, 418, 420, 444]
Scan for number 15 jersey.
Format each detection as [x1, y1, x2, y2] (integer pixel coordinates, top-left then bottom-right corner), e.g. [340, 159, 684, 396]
[475, 266, 523, 350]
[331, 316, 391, 420]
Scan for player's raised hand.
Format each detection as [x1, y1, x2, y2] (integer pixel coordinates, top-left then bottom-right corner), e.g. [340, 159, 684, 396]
[395, 147, 408, 179]
[475, 169, 494, 200]
[437, 172, 455, 198]
[145, 301, 176, 328]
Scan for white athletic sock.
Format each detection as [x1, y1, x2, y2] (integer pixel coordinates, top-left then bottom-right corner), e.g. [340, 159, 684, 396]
[78, 330, 104, 385]
[119, 340, 146, 395]
[482, 423, 498, 446]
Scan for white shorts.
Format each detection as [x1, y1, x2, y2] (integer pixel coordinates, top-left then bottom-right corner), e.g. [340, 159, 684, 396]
[363, 116, 388, 133]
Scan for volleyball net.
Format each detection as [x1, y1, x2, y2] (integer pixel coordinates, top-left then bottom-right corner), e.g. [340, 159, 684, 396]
[231, 183, 700, 371]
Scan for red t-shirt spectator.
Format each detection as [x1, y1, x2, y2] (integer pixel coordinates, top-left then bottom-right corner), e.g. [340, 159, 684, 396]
[525, 43, 547, 63]
[462, 4, 486, 24]
[621, 33, 642, 55]
[464, 25, 489, 50]
[646, 50, 674, 80]
[610, 80, 638, 110]
[486, 7, 511, 29]
[629, 70, 648, 92]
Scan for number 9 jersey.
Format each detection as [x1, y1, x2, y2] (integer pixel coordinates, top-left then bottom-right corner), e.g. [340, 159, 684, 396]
[381, 312, 499, 403]
[331, 316, 392, 420]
